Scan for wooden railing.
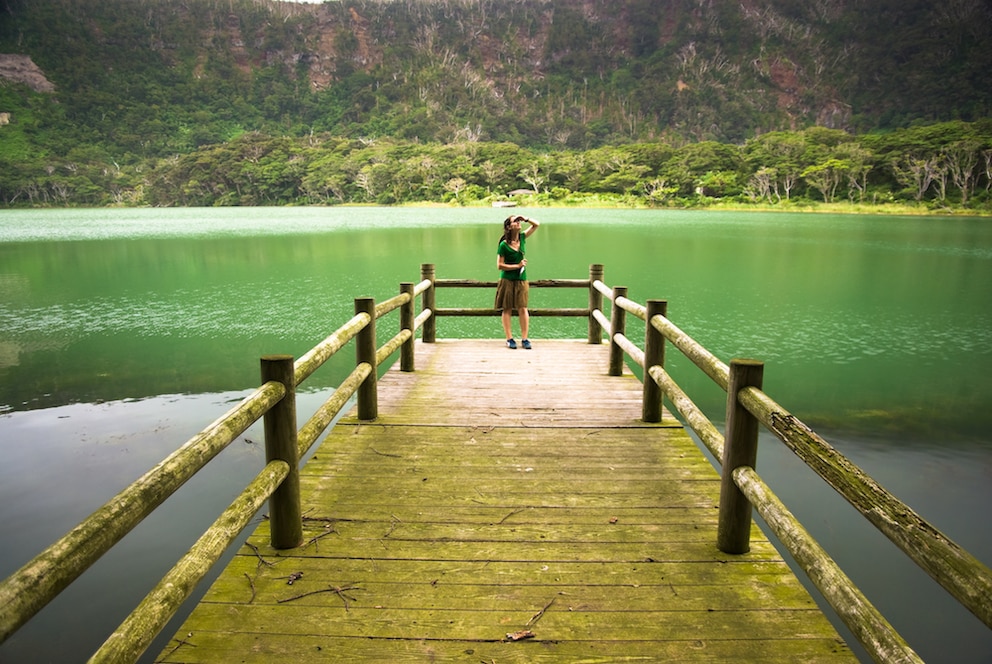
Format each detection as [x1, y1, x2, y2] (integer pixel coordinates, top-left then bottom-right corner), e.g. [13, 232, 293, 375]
[1, 263, 989, 664]
[584, 273, 992, 664]
[0, 276, 434, 663]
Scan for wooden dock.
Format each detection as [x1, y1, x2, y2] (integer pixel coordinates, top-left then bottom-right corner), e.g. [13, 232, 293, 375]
[158, 340, 854, 662]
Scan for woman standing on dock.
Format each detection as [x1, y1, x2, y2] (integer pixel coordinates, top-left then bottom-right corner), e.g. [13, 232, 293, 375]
[495, 214, 540, 349]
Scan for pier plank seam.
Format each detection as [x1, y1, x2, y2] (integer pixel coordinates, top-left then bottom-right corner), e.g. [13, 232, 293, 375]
[159, 340, 854, 663]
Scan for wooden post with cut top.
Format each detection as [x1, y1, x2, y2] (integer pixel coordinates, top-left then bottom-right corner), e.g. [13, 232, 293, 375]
[588, 263, 604, 344]
[355, 297, 378, 420]
[421, 263, 436, 344]
[608, 286, 627, 376]
[400, 282, 415, 372]
[718, 358, 764, 554]
[642, 299, 667, 423]
[261, 354, 302, 549]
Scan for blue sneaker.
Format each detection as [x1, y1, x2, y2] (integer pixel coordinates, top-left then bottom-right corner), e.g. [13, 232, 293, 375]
[521, 339, 532, 349]
[506, 338, 517, 349]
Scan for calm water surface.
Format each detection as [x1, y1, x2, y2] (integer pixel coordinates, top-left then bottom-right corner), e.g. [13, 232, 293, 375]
[0, 207, 990, 662]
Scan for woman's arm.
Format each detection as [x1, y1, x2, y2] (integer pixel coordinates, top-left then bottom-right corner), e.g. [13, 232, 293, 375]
[497, 242, 525, 271]
[497, 255, 526, 271]
[522, 217, 540, 237]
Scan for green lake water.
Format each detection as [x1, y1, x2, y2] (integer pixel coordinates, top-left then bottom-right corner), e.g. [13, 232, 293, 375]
[0, 207, 990, 662]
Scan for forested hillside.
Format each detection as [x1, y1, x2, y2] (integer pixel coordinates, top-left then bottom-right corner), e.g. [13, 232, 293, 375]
[1, 0, 990, 209]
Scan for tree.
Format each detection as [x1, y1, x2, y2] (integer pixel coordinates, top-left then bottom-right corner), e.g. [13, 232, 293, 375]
[355, 163, 391, 201]
[943, 140, 981, 205]
[444, 177, 467, 200]
[520, 160, 548, 194]
[983, 150, 992, 192]
[893, 156, 940, 202]
[643, 177, 679, 206]
[663, 141, 742, 197]
[836, 143, 874, 202]
[745, 132, 809, 200]
[802, 158, 848, 203]
[480, 160, 505, 192]
[745, 167, 779, 203]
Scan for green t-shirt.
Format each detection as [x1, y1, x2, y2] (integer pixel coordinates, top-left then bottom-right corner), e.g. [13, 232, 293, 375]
[498, 235, 527, 281]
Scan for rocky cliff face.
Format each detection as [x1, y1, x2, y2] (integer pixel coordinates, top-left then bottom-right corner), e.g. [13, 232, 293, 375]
[0, 54, 55, 92]
[1, 0, 989, 150]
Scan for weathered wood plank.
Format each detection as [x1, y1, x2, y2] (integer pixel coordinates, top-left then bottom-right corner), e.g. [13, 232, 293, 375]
[170, 602, 841, 640]
[160, 340, 855, 662]
[291, 504, 722, 525]
[159, 631, 850, 664]
[207, 556, 815, 609]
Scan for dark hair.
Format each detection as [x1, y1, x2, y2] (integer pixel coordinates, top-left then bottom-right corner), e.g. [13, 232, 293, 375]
[499, 215, 521, 245]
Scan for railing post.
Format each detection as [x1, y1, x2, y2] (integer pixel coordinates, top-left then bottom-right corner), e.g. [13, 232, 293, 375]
[588, 263, 604, 344]
[717, 359, 764, 554]
[260, 355, 302, 549]
[642, 299, 667, 422]
[355, 297, 378, 420]
[400, 282, 415, 372]
[421, 263, 436, 343]
[608, 286, 627, 376]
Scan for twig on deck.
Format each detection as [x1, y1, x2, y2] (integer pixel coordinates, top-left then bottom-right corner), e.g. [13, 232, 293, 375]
[304, 524, 338, 551]
[155, 632, 196, 663]
[278, 583, 363, 610]
[369, 446, 402, 458]
[303, 515, 355, 525]
[527, 596, 557, 627]
[244, 541, 277, 568]
[497, 508, 525, 525]
[383, 515, 401, 538]
[243, 572, 257, 603]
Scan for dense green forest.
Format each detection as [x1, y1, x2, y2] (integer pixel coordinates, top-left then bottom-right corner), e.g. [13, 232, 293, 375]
[1, 0, 990, 210]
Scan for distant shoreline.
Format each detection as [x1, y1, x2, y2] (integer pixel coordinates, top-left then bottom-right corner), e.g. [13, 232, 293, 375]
[443, 197, 992, 218]
[5, 200, 990, 218]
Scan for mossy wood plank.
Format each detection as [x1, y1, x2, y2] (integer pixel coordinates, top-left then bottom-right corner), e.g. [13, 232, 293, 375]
[293, 481, 723, 510]
[299, 474, 722, 499]
[236, 539, 782, 564]
[159, 631, 850, 664]
[205, 560, 820, 611]
[290, 504, 723, 525]
[161, 340, 854, 662]
[305, 425, 706, 460]
[166, 602, 841, 642]
[209, 556, 806, 595]
[275, 520, 726, 544]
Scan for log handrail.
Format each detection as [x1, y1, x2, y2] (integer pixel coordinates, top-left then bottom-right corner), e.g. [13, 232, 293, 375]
[738, 384, 992, 630]
[88, 460, 291, 664]
[733, 466, 923, 664]
[0, 380, 286, 645]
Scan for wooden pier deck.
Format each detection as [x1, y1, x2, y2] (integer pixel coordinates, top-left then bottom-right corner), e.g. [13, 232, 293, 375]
[159, 340, 854, 662]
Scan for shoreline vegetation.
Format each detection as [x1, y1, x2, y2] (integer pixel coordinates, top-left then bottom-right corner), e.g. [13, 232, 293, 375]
[3, 122, 991, 215]
[454, 195, 992, 217]
[387, 201, 992, 221]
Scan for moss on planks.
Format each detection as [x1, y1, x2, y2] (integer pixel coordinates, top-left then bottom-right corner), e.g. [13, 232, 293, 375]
[159, 341, 855, 662]
[159, 631, 851, 664]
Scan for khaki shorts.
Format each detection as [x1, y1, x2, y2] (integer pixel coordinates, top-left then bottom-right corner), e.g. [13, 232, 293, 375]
[494, 279, 529, 311]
